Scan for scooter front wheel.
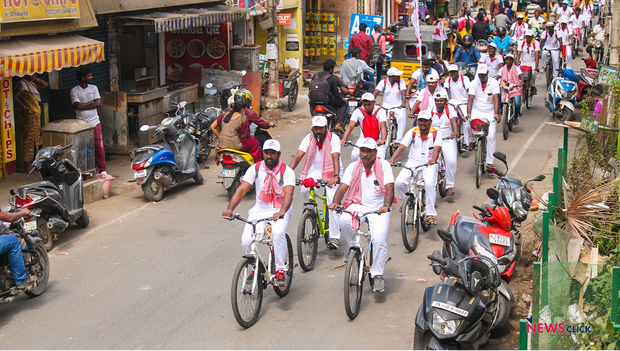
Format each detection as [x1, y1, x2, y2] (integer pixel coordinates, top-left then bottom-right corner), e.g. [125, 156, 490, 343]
[142, 177, 164, 202]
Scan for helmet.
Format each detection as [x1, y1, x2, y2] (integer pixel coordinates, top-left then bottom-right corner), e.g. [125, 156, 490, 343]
[483, 16, 490, 23]
[498, 26, 507, 35]
[463, 34, 474, 47]
[449, 18, 459, 30]
[425, 51, 437, 61]
[234, 88, 253, 109]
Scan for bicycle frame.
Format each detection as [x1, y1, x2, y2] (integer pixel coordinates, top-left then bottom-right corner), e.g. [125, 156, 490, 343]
[235, 217, 276, 294]
[339, 209, 382, 286]
[306, 186, 329, 236]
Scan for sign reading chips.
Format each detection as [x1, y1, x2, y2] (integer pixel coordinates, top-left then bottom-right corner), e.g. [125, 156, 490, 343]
[1, 0, 80, 22]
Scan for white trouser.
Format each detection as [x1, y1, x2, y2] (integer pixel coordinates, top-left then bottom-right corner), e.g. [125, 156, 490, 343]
[541, 49, 560, 76]
[394, 163, 438, 216]
[441, 138, 458, 189]
[339, 204, 390, 277]
[351, 137, 387, 162]
[564, 45, 572, 69]
[463, 120, 472, 146]
[300, 174, 341, 240]
[242, 205, 292, 271]
[396, 108, 408, 142]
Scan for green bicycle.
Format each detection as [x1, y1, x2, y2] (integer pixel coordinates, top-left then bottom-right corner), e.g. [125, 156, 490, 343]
[296, 179, 331, 272]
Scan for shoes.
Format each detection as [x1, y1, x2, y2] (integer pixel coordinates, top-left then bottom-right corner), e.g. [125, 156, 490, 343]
[486, 164, 498, 173]
[531, 87, 537, 95]
[328, 238, 339, 250]
[275, 270, 286, 286]
[17, 278, 35, 290]
[514, 119, 520, 126]
[467, 142, 476, 151]
[372, 275, 385, 292]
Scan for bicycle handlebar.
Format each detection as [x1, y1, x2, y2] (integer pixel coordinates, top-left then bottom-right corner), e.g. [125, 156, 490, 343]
[295, 179, 330, 188]
[223, 214, 273, 225]
[343, 141, 358, 148]
[391, 162, 427, 173]
[332, 206, 386, 217]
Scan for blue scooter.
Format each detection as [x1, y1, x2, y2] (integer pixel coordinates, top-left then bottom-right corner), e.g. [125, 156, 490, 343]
[130, 115, 203, 202]
[545, 69, 578, 122]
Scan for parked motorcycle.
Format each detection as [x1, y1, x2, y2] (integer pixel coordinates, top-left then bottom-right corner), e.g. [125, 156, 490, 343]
[574, 58, 604, 103]
[12, 144, 89, 251]
[177, 100, 220, 168]
[545, 70, 578, 121]
[131, 116, 203, 202]
[414, 242, 511, 349]
[0, 205, 49, 304]
[216, 70, 247, 111]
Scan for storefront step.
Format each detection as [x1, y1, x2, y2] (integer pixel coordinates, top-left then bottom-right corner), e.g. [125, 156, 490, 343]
[83, 179, 103, 205]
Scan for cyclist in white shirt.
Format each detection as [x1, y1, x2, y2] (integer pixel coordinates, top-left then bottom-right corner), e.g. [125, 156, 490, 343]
[222, 140, 296, 286]
[556, 17, 574, 69]
[341, 93, 387, 162]
[516, 30, 540, 94]
[374, 67, 408, 143]
[410, 73, 448, 116]
[430, 90, 459, 196]
[510, 14, 529, 41]
[581, 0, 593, 27]
[466, 64, 501, 171]
[569, 7, 586, 45]
[555, 0, 573, 22]
[388, 110, 442, 225]
[541, 22, 562, 76]
[407, 59, 439, 93]
[482, 43, 504, 78]
[289, 116, 343, 249]
[444, 64, 471, 149]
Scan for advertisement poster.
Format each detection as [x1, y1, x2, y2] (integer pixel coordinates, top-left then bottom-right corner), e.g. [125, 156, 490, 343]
[1, 78, 16, 166]
[1, 0, 79, 22]
[164, 24, 229, 84]
[347, 14, 383, 42]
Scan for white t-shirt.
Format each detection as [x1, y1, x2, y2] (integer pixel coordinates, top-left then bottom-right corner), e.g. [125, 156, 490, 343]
[468, 77, 500, 116]
[517, 40, 540, 68]
[510, 22, 529, 40]
[482, 54, 504, 78]
[556, 27, 572, 46]
[350, 106, 387, 141]
[297, 133, 344, 177]
[557, 7, 573, 20]
[400, 127, 443, 166]
[541, 30, 561, 49]
[569, 14, 585, 31]
[431, 105, 457, 137]
[375, 78, 407, 107]
[70, 84, 101, 125]
[341, 158, 395, 209]
[242, 162, 296, 211]
[415, 87, 448, 113]
[581, 3, 593, 18]
[444, 75, 471, 102]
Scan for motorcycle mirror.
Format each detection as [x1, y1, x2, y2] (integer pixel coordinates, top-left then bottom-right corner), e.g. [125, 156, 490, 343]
[178, 101, 187, 108]
[437, 228, 453, 243]
[486, 188, 500, 200]
[140, 125, 150, 132]
[240, 70, 247, 77]
[533, 175, 546, 182]
[493, 151, 507, 165]
[430, 249, 443, 274]
[18, 188, 27, 200]
[205, 83, 213, 88]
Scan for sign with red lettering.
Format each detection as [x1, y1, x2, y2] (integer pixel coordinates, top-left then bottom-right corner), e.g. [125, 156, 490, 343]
[0, 78, 16, 165]
[277, 13, 291, 25]
[1, 0, 80, 22]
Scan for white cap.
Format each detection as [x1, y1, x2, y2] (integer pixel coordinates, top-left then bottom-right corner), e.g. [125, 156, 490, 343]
[356, 137, 378, 149]
[263, 139, 281, 152]
[386, 67, 404, 76]
[477, 64, 489, 74]
[547, 21, 555, 26]
[311, 116, 328, 127]
[426, 73, 439, 82]
[448, 64, 459, 72]
[488, 42, 498, 48]
[417, 110, 432, 120]
[562, 0, 569, 4]
[434, 90, 448, 99]
[525, 29, 534, 36]
[517, 13, 524, 18]
[361, 92, 376, 101]
[504, 53, 515, 60]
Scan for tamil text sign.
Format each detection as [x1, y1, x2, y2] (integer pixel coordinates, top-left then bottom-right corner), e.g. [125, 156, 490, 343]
[1, 0, 80, 23]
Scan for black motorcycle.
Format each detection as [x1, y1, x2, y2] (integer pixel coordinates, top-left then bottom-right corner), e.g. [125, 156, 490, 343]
[414, 233, 511, 349]
[0, 204, 49, 304]
[12, 144, 89, 251]
[181, 104, 220, 168]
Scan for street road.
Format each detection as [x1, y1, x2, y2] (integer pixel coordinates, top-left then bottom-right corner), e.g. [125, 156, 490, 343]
[0, 80, 569, 349]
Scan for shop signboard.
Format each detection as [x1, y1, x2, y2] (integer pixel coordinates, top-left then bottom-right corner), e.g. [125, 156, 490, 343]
[1, 0, 80, 22]
[164, 24, 229, 84]
[0, 78, 16, 167]
[347, 14, 383, 43]
[277, 13, 291, 25]
[286, 33, 299, 51]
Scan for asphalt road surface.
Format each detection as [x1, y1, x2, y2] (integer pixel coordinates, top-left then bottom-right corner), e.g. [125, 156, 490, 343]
[0, 76, 570, 349]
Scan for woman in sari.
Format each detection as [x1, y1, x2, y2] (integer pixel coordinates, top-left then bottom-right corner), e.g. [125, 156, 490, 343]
[14, 75, 48, 172]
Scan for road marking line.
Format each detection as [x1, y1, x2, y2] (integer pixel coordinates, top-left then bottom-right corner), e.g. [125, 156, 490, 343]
[509, 121, 547, 170]
[80, 203, 152, 239]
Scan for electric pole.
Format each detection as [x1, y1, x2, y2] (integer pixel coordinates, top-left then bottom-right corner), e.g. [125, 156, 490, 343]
[263, 0, 282, 122]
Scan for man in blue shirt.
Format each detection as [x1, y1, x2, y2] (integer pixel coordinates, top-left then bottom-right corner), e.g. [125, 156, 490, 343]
[451, 34, 481, 64]
[493, 26, 513, 54]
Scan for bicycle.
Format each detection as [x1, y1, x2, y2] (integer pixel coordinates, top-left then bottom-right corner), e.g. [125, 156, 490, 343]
[499, 82, 523, 140]
[333, 206, 390, 319]
[382, 105, 401, 157]
[229, 214, 294, 328]
[392, 162, 430, 252]
[448, 100, 468, 154]
[470, 118, 491, 189]
[436, 149, 448, 198]
[296, 179, 331, 272]
[543, 48, 560, 88]
[519, 65, 534, 111]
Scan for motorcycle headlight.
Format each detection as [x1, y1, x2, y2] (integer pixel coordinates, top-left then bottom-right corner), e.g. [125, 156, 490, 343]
[497, 264, 507, 273]
[595, 40, 603, 48]
[506, 248, 517, 262]
[511, 202, 528, 221]
[431, 311, 462, 336]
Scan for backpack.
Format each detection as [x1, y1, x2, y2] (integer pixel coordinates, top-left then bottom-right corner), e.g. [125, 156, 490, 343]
[255, 161, 287, 186]
[309, 72, 332, 104]
[370, 34, 383, 66]
[359, 107, 381, 140]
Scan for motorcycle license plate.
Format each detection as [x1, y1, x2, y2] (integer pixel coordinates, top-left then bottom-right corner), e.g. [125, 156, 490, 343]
[489, 234, 511, 246]
[134, 170, 147, 179]
[349, 100, 358, 107]
[222, 169, 236, 178]
[23, 221, 37, 232]
[431, 301, 469, 317]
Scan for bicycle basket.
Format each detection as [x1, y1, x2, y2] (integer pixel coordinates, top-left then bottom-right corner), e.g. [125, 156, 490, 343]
[471, 118, 489, 137]
[520, 65, 532, 81]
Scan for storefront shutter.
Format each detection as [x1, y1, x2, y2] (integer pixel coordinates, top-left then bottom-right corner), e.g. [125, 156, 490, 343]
[60, 15, 110, 92]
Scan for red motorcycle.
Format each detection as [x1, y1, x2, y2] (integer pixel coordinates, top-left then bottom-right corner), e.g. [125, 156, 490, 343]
[442, 188, 519, 283]
[576, 58, 604, 102]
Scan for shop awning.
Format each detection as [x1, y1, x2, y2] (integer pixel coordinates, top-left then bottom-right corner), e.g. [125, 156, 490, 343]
[0, 35, 105, 78]
[119, 5, 250, 33]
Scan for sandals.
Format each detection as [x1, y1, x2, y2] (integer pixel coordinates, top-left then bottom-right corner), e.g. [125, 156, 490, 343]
[446, 188, 455, 196]
[427, 216, 437, 225]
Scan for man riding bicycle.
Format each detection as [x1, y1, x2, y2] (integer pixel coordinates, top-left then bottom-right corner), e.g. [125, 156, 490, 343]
[444, 64, 471, 149]
[222, 139, 296, 286]
[541, 21, 562, 76]
[510, 14, 529, 41]
[556, 17, 574, 69]
[516, 30, 540, 95]
[430, 90, 459, 196]
[341, 93, 388, 162]
[407, 59, 438, 94]
[329, 137, 395, 293]
[289, 116, 343, 249]
[374, 67, 408, 143]
[388, 110, 442, 225]
[498, 53, 524, 124]
[410, 73, 447, 117]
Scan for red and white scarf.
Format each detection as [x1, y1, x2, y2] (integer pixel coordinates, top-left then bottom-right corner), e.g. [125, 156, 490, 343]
[300, 132, 335, 181]
[257, 161, 285, 208]
[343, 158, 391, 208]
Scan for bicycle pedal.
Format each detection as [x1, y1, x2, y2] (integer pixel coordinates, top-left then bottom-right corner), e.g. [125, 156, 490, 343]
[386, 257, 392, 263]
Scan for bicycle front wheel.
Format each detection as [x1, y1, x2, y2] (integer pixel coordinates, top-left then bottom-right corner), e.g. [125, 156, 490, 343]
[297, 210, 318, 272]
[546, 61, 553, 88]
[420, 189, 431, 232]
[502, 105, 509, 140]
[273, 234, 294, 297]
[231, 258, 263, 328]
[388, 123, 398, 157]
[401, 195, 420, 252]
[344, 249, 363, 320]
[475, 139, 483, 189]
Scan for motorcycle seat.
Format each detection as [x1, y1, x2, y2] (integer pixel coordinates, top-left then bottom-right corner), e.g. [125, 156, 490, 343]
[132, 144, 170, 153]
